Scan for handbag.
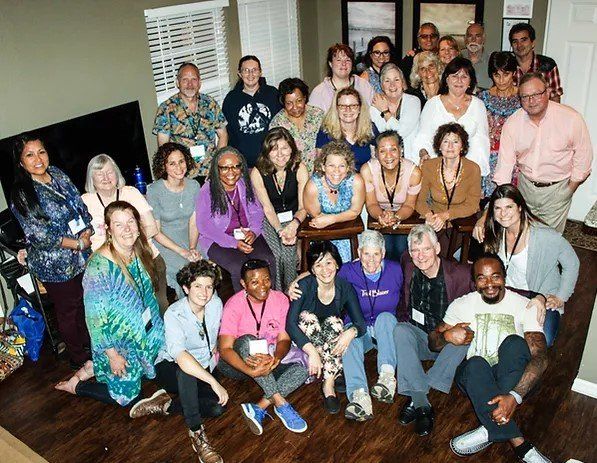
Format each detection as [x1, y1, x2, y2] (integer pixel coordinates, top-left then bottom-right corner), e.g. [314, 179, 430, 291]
[0, 330, 26, 381]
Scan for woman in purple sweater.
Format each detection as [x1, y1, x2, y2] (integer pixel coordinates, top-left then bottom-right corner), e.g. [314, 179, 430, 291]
[195, 147, 276, 291]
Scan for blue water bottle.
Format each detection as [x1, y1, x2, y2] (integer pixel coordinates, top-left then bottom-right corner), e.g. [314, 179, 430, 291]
[133, 166, 147, 194]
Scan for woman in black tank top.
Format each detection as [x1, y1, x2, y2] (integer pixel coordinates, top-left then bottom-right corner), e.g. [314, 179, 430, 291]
[250, 127, 309, 290]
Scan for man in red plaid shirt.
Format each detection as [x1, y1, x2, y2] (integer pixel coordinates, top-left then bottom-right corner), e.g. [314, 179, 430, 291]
[509, 23, 563, 103]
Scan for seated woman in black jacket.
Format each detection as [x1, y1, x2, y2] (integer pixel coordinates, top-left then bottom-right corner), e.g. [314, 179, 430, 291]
[286, 241, 366, 414]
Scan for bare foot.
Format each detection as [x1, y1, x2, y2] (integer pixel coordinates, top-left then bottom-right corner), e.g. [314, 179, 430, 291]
[55, 375, 80, 394]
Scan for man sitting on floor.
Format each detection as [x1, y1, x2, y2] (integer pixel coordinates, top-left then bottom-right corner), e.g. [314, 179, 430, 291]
[393, 224, 474, 436]
[431, 253, 551, 463]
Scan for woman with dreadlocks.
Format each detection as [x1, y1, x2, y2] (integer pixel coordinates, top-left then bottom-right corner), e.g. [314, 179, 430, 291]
[195, 146, 276, 292]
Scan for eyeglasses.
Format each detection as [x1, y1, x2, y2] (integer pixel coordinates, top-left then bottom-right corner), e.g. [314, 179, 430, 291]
[371, 50, 391, 57]
[519, 89, 547, 102]
[418, 34, 438, 40]
[337, 104, 360, 111]
[218, 164, 242, 173]
[240, 68, 260, 75]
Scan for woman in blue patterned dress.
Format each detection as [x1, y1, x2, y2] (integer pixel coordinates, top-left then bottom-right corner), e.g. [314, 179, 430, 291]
[478, 52, 521, 197]
[56, 201, 170, 418]
[303, 141, 365, 262]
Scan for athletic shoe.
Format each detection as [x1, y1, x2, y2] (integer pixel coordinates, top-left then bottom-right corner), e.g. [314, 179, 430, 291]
[450, 426, 492, 456]
[274, 403, 307, 433]
[344, 388, 373, 422]
[129, 389, 171, 419]
[240, 403, 268, 435]
[520, 446, 552, 463]
[371, 372, 396, 403]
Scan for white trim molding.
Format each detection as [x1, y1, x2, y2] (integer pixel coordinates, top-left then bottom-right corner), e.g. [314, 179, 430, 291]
[571, 378, 597, 399]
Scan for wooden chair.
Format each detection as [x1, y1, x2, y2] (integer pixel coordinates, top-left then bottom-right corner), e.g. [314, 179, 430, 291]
[297, 216, 364, 271]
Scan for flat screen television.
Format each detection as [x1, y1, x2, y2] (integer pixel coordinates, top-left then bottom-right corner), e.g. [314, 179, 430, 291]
[0, 101, 151, 206]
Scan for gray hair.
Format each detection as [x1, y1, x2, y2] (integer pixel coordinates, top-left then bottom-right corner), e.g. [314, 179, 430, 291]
[85, 154, 126, 193]
[407, 224, 439, 250]
[410, 51, 444, 89]
[358, 230, 386, 251]
[380, 63, 407, 91]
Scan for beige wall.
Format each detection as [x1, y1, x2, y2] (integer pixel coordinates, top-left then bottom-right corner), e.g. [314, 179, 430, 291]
[0, 0, 242, 210]
[578, 296, 597, 383]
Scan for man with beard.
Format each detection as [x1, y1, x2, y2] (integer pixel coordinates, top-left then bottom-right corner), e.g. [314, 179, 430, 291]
[463, 23, 492, 90]
[431, 253, 551, 463]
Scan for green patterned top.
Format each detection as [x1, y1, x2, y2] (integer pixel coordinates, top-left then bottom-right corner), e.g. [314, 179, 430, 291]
[83, 253, 165, 406]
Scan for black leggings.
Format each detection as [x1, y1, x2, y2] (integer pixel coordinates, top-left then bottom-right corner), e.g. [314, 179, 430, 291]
[75, 381, 138, 407]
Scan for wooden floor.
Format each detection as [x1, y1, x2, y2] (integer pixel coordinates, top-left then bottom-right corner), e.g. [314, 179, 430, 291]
[0, 247, 596, 463]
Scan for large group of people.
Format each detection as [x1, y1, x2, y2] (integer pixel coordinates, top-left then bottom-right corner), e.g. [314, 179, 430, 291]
[8, 18, 592, 463]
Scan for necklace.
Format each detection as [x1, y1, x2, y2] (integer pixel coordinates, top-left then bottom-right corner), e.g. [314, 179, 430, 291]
[325, 176, 342, 195]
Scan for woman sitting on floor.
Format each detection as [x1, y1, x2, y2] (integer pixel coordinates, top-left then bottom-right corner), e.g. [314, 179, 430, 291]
[217, 259, 309, 436]
[286, 241, 366, 415]
[56, 201, 170, 419]
[154, 260, 227, 463]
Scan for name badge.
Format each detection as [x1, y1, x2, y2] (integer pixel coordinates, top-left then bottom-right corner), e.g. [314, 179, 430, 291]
[190, 145, 206, 163]
[142, 307, 153, 333]
[249, 339, 268, 356]
[277, 210, 293, 224]
[233, 228, 246, 240]
[412, 308, 425, 326]
[68, 215, 86, 235]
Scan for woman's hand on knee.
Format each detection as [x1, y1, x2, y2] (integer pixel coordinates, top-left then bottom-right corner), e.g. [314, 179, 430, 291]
[307, 352, 322, 378]
[331, 328, 357, 356]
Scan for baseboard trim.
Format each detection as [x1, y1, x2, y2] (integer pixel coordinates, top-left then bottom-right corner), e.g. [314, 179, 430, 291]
[571, 378, 597, 399]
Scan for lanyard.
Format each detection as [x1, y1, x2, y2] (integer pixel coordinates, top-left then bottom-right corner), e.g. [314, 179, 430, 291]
[226, 188, 247, 227]
[131, 256, 147, 302]
[361, 269, 382, 324]
[36, 176, 83, 217]
[440, 158, 461, 210]
[180, 97, 203, 139]
[246, 296, 267, 335]
[96, 189, 120, 209]
[272, 170, 287, 211]
[504, 227, 524, 271]
[200, 316, 211, 357]
[380, 161, 401, 208]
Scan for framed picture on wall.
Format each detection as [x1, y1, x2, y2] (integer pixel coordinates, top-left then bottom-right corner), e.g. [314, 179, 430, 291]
[413, 0, 484, 50]
[501, 18, 530, 51]
[341, 0, 403, 73]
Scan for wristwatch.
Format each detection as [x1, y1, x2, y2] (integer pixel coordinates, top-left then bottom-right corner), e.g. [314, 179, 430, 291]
[509, 390, 523, 404]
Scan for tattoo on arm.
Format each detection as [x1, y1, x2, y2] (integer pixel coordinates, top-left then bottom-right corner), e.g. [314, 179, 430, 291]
[514, 332, 548, 398]
[428, 322, 449, 352]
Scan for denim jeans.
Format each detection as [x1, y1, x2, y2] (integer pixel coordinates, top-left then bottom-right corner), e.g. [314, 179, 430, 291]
[543, 309, 560, 348]
[342, 312, 398, 398]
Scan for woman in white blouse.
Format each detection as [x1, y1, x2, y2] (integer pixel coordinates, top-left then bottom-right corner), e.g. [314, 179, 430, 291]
[413, 57, 490, 177]
[370, 63, 421, 163]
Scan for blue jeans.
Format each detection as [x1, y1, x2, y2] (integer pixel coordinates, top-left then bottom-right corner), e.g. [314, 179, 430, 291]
[342, 312, 398, 398]
[544, 309, 561, 348]
[383, 234, 408, 262]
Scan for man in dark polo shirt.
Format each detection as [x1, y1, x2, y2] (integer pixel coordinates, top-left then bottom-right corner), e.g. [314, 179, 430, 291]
[393, 224, 473, 436]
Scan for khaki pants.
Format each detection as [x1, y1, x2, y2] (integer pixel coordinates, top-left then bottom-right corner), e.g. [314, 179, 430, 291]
[518, 174, 573, 233]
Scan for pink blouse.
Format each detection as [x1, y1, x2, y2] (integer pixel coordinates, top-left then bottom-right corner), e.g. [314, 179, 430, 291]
[365, 158, 421, 210]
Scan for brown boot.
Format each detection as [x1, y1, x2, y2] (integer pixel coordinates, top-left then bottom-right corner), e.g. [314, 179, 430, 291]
[189, 426, 223, 463]
[129, 389, 171, 418]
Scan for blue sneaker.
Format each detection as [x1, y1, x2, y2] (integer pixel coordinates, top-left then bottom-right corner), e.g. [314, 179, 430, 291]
[274, 403, 308, 433]
[240, 403, 268, 435]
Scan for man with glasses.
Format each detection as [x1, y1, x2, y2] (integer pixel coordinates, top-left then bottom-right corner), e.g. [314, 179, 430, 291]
[399, 23, 440, 87]
[493, 73, 593, 232]
[463, 23, 492, 90]
[153, 62, 228, 179]
[509, 23, 563, 102]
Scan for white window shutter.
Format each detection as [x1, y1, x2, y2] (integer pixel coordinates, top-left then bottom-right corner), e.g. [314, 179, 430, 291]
[144, 1, 230, 105]
[237, 0, 301, 88]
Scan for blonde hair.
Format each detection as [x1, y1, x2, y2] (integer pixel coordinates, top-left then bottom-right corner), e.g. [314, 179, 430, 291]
[321, 87, 373, 146]
[313, 140, 356, 177]
[410, 51, 444, 89]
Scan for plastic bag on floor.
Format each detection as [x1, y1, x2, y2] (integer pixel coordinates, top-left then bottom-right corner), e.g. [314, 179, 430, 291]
[10, 298, 45, 361]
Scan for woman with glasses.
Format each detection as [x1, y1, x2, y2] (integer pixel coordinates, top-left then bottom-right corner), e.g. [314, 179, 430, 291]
[477, 52, 521, 197]
[195, 147, 276, 292]
[270, 78, 324, 173]
[222, 55, 281, 168]
[310, 43, 375, 113]
[359, 36, 396, 94]
[316, 87, 378, 172]
[406, 51, 443, 108]
[414, 57, 490, 179]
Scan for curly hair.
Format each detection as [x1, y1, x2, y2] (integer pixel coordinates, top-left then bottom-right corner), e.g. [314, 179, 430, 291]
[278, 78, 309, 106]
[313, 140, 356, 177]
[321, 87, 373, 146]
[410, 51, 443, 89]
[255, 127, 301, 176]
[208, 146, 255, 215]
[151, 142, 196, 180]
[176, 260, 222, 290]
[439, 56, 477, 95]
[432, 123, 469, 157]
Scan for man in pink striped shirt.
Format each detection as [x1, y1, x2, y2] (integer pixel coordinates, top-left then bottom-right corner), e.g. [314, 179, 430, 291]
[493, 73, 593, 232]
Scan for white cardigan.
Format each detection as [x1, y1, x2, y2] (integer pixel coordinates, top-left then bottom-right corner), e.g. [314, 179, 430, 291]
[413, 95, 490, 176]
[369, 93, 421, 164]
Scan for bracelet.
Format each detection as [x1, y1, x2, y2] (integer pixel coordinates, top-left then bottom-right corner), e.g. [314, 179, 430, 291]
[292, 217, 302, 226]
[77, 239, 84, 251]
[509, 390, 523, 405]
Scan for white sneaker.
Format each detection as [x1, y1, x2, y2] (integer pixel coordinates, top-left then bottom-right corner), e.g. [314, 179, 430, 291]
[371, 371, 396, 403]
[344, 389, 373, 421]
[521, 446, 552, 463]
[450, 426, 492, 456]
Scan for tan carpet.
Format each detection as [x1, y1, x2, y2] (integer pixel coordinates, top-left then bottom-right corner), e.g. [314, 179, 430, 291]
[563, 220, 597, 252]
[0, 427, 49, 463]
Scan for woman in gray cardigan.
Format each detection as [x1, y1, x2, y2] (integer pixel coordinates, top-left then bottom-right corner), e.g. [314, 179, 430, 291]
[482, 184, 579, 347]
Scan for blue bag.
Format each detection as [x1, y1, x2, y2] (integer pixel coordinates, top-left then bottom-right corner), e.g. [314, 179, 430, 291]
[10, 298, 45, 361]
